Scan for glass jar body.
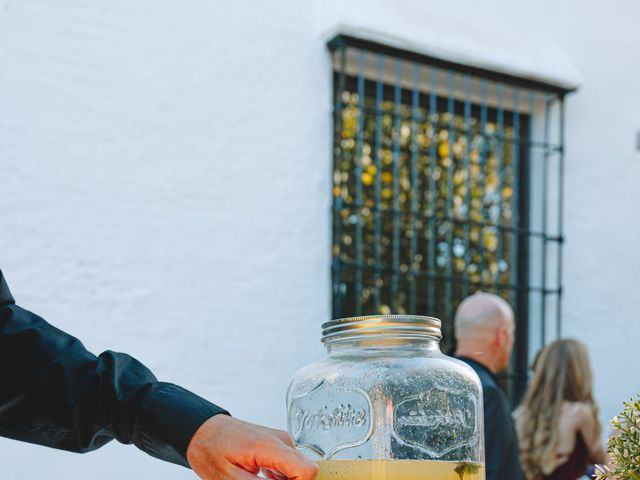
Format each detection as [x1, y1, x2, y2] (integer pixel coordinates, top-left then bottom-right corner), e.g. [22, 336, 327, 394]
[286, 316, 485, 479]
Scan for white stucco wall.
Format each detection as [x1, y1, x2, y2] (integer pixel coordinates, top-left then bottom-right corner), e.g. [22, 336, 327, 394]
[0, 0, 638, 478]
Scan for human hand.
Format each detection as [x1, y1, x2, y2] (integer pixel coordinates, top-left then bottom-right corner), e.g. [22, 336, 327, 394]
[186, 414, 319, 480]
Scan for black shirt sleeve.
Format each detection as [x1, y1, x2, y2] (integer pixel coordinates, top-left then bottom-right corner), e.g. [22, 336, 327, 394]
[0, 297, 229, 468]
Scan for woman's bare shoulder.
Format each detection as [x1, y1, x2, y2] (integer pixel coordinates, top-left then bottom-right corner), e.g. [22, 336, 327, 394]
[562, 401, 594, 424]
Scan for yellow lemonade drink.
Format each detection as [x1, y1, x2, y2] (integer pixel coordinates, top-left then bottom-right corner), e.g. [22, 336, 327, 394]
[316, 459, 485, 480]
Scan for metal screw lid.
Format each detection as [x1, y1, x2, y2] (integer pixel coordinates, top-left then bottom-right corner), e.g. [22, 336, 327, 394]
[321, 314, 442, 343]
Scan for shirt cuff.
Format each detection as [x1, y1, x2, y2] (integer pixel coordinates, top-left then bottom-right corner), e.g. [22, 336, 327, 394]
[135, 382, 230, 468]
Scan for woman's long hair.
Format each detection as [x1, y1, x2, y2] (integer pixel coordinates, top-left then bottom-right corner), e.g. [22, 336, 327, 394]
[516, 339, 600, 480]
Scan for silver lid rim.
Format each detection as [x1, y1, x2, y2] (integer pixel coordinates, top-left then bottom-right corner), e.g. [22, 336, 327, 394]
[321, 314, 442, 343]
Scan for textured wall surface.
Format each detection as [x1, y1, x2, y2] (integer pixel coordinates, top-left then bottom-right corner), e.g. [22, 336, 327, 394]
[0, 0, 638, 478]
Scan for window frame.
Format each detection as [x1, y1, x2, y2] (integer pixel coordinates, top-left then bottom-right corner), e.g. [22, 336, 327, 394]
[328, 33, 570, 403]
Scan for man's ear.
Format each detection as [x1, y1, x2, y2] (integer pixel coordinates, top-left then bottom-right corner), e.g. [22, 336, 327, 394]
[494, 326, 507, 348]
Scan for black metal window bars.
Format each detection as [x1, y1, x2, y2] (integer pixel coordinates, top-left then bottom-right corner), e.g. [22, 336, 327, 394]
[328, 34, 572, 403]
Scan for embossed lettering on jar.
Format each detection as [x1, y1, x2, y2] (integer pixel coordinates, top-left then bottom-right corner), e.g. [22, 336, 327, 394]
[286, 315, 485, 480]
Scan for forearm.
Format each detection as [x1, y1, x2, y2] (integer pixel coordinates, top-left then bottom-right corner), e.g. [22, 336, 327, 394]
[0, 303, 228, 467]
[589, 439, 610, 465]
[580, 408, 609, 466]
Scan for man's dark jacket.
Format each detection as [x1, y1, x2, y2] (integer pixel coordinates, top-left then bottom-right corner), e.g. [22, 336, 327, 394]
[0, 269, 228, 467]
[457, 356, 525, 480]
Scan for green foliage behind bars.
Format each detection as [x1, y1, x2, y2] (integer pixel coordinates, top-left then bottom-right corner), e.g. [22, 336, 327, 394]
[333, 82, 521, 345]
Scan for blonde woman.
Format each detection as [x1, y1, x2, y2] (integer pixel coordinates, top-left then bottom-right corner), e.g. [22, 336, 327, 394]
[516, 339, 608, 480]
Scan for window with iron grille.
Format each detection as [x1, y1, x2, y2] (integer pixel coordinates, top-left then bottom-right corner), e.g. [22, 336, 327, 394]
[328, 34, 570, 402]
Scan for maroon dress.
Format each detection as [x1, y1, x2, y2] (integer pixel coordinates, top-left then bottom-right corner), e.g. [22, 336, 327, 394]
[543, 434, 589, 480]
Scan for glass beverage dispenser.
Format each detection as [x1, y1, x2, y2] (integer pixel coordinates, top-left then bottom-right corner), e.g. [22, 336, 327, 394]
[286, 315, 485, 480]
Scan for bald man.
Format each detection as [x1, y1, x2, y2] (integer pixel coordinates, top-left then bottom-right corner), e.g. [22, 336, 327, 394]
[454, 292, 525, 480]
